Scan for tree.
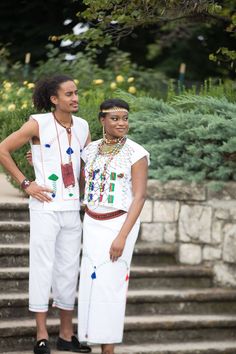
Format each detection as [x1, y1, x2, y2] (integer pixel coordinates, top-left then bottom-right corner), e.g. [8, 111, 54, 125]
[0, 0, 82, 65]
[60, 0, 235, 77]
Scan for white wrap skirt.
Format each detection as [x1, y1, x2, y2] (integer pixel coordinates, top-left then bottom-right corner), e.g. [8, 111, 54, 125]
[78, 212, 140, 344]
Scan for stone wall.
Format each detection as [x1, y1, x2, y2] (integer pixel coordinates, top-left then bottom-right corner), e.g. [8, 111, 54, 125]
[139, 180, 236, 287]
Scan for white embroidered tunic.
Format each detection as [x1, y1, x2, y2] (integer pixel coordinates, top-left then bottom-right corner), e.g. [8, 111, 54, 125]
[82, 138, 150, 211]
[29, 112, 89, 211]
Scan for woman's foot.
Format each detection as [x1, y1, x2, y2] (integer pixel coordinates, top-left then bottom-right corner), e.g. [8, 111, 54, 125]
[101, 344, 115, 354]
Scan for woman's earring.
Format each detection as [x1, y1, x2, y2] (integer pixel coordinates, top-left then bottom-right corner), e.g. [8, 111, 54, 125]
[103, 125, 106, 140]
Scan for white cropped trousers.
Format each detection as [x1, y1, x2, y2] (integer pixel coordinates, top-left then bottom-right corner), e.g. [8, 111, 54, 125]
[29, 210, 82, 312]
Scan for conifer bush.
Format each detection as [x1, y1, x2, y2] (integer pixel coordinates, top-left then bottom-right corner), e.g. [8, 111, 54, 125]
[0, 108, 35, 189]
[121, 93, 236, 182]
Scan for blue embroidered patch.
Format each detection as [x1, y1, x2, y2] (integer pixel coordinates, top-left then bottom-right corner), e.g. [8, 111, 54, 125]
[66, 147, 74, 155]
[91, 271, 96, 279]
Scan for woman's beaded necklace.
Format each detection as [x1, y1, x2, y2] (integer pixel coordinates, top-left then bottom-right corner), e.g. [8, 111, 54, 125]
[87, 136, 126, 203]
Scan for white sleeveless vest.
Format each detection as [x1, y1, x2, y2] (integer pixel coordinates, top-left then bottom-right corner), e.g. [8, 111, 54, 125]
[29, 112, 89, 211]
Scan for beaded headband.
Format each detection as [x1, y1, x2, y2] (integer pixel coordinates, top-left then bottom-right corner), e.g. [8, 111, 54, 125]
[101, 107, 129, 113]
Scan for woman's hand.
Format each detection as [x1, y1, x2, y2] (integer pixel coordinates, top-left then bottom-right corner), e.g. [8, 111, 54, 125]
[109, 235, 126, 262]
[25, 181, 53, 202]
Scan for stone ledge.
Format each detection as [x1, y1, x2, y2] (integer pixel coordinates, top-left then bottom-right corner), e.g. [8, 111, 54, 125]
[147, 180, 206, 201]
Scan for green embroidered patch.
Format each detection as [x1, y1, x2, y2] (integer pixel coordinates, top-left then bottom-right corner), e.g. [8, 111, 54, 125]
[108, 195, 114, 203]
[109, 183, 115, 192]
[110, 172, 116, 180]
[48, 174, 59, 181]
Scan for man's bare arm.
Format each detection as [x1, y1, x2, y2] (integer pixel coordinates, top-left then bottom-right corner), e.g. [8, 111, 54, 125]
[0, 119, 52, 202]
[0, 120, 38, 184]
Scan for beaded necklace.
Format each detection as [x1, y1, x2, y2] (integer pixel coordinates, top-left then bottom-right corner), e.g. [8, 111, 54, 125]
[87, 136, 126, 203]
[53, 112, 73, 135]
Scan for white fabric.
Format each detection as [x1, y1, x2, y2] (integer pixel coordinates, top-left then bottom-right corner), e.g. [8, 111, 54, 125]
[29, 112, 89, 211]
[78, 213, 140, 343]
[29, 210, 82, 312]
[82, 138, 150, 211]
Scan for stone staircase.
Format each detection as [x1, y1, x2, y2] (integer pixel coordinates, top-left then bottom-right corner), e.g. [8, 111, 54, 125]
[0, 202, 236, 354]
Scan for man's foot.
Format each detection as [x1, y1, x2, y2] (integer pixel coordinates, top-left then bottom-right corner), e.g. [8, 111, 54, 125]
[33, 339, 50, 354]
[56, 335, 91, 353]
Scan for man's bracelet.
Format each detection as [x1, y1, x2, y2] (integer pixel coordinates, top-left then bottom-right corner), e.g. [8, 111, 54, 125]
[21, 178, 31, 190]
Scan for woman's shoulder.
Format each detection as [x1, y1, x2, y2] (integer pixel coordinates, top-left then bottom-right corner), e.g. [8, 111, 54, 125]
[126, 137, 146, 151]
[125, 137, 150, 165]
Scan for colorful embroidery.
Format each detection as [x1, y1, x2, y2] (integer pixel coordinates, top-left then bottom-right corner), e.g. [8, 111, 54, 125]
[110, 172, 116, 180]
[109, 183, 115, 192]
[108, 195, 114, 203]
[48, 173, 59, 197]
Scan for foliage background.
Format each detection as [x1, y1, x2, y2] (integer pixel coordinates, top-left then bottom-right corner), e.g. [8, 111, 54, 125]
[0, 0, 235, 191]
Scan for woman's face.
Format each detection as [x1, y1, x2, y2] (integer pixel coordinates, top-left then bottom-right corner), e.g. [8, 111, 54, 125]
[101, 110, 129, 139]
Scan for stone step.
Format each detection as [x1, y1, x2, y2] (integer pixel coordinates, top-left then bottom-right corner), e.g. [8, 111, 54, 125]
[129, 265, 213, 289]
[0, 222, 29, 244]
[2, 341, 236, 354]
[0, 242, 177, 267]
[0, 202, 29, 221]
[132, 242, 177, 266]
[1, 315, 236, 351]
[127, 288, 236, 315]
[0, 244, 29, 267]
[0, 265, 213, 293]
[1, 288, 236, 319]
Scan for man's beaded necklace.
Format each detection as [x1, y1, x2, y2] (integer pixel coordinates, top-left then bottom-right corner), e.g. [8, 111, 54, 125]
[87, 136, 126, 203]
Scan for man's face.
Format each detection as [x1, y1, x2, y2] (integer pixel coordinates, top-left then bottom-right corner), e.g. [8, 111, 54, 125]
[51, 80, 79, 113]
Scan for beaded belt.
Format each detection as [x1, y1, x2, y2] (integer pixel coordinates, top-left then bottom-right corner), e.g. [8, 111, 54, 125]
[85, 206, 127, 220]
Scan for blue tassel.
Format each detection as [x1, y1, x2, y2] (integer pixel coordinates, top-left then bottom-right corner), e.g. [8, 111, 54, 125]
[91, 271, 96, 279]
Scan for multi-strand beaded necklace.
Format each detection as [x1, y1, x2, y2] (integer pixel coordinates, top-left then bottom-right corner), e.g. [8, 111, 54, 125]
[87, 136, 127, 203]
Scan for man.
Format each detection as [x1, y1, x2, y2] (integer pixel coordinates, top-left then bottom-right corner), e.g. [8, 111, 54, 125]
[0, 75, 91, 354]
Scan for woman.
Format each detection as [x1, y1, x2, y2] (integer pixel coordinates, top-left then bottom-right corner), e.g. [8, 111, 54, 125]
[78, 98, 149, 354]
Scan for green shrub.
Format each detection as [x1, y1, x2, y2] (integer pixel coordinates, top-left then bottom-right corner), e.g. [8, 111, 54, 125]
[117, 91, 236, 182]
[0, 108, 35, 189]
[1, 83, 236, 192]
